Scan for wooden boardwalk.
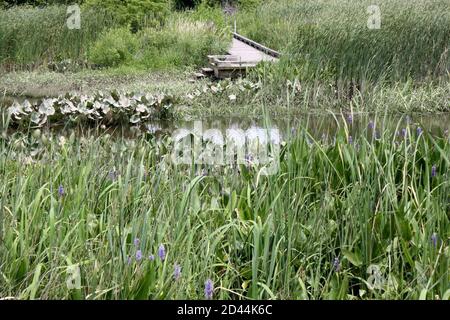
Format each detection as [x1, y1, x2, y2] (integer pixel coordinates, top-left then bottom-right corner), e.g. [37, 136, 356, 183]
[228, 35, 279, 63]
[206, 33, 280, 79]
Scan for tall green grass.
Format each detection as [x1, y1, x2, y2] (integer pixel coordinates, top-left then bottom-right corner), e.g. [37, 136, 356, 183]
[0, 115, 449, 299]
[237, 0, 450, 82]
[0, 5, 117, 70]
[0, 4, 229, 71]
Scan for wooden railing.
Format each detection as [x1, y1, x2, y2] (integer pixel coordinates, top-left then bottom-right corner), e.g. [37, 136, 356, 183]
[232, 32, 281, 58]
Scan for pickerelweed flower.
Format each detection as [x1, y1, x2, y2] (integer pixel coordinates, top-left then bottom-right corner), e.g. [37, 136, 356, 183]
[108, 170, 118, 181]
[347, 115, 353, 124]
[431, 165, 437, 177]
[431, 233, 438, 247]
[134, 238, 140, 247]
[204, 279, 214, 300]
[158, 244, 166, 261]
[401, 128, 407, 138]
[149, 254, 155, 261]
[348, 136, 353, 144]
[174, 263, 181, 280]
[333, 257, 340, 272]
[417, 127, 423, 135]
[58, 185, 65, 197]
[136, 250, 142, 261]
[368, 121, 375, 130]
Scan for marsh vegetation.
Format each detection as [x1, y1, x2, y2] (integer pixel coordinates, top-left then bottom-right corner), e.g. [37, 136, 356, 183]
[0, 0, 449, 300]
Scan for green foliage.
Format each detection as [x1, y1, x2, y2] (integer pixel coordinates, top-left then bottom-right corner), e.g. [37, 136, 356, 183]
[137, 15, 228, 69]
[237, 0, 450, 82]
[237, 0, 261, 10]
[0, 5, 116, 68]
[86, 14, 228, 70]
[172, 0, 200, 10]
[189, 2, 227, 30]
[88, 28, 139, 68]
[84, 0, 170, 31]
[201, 0, 260, 9]
[0, 115, 449, 299]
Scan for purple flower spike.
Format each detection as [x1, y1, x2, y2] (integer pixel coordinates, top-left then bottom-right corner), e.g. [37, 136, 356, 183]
[347, 115, 353, 124]
[333, 257, 340, 272]
[368, 121, 375, 130]
[136, 250, 142, 261]
[431, 233, 438, 247]
[149, 254, 155, 261]
[174, 263, 181, 280]
[417, 127, 423, 135]
[108, 170, 118, 181]
[401, 128, 407, 138]
[158, 244, 166, 261]
[134, 238, 140, 247]
[205, 279, 214, 300]
[348, 136, 353, 144]
[431, 165, 437, 178]
[58, 185, 65, 197]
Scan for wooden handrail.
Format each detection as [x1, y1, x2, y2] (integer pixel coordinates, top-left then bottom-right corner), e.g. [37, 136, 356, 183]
[232, 32, 281, 58]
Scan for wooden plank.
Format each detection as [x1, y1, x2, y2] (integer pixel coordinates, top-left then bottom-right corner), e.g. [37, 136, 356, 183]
[232, 32, 281, 58]
[206, 33, 280, 79]
[228, 38, 278, 63]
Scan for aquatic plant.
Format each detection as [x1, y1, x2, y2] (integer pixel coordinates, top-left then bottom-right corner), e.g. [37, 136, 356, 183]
[7, 90, 176, 127]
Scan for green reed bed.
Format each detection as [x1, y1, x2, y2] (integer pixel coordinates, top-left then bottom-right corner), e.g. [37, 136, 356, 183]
[0, 5, 117, 70]
[238, 0, 450, 82]
[0, 4, 229, 71]
[0, 115, 449, 299]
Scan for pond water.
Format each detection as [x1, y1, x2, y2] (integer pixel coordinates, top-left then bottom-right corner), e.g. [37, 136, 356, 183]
[145, 113, 450, 140]
[2, 95, 449, 140]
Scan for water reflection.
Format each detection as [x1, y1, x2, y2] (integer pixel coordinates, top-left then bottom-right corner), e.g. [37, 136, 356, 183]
[146, 113, 450, 140]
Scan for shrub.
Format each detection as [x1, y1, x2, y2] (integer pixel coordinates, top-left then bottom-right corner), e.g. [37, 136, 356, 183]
[190, 1, 227, 30]
[84, 0, 169, 31]
[88, 28, 139, 68]
[137, 15, 228, 69]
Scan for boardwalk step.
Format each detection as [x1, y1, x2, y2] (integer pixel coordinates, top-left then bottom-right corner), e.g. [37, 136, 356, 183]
[201, 67, 214, 74]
